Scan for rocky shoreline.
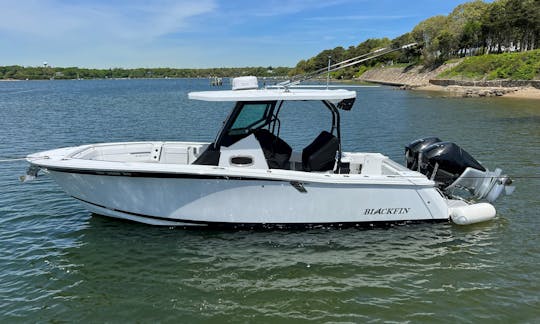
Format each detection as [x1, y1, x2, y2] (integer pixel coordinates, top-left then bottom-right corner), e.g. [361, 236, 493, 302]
[356, 65, 540, 99]
[414, 84, 520, 97]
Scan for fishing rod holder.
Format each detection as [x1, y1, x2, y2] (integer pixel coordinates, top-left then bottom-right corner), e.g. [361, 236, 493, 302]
[278, 43, 417, 87]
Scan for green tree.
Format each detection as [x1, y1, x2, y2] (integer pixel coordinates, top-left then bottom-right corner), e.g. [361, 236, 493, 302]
[412, 15, 450, 65]
[447, 0, 489, 55]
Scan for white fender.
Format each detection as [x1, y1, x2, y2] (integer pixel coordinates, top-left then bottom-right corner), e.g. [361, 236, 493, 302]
[450, 203, 496, 225]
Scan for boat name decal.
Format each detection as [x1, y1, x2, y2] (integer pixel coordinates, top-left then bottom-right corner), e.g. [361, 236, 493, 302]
[364, 208, 411, 215]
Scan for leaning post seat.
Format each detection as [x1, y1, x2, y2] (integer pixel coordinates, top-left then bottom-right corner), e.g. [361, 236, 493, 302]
[253, 129, 292, 169]
[302, 131, 339, 172]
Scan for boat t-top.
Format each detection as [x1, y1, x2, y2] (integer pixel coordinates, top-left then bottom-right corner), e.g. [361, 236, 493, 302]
[23, 45, 514, 227]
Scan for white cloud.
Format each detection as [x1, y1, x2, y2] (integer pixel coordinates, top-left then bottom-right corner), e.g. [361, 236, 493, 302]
[0, 0, 413, 68]
[0, 0, 216, 41]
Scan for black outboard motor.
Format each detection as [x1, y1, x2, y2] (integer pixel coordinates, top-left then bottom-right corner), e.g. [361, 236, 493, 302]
[419, 142, 486, 188]
[405, 137, 442, 171]
[405, 137, 514, 203]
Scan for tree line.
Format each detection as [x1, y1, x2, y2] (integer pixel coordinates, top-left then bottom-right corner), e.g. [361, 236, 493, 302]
[292, 0, 540, 77]
[0, 66, 291, 80]
[3, 0, 537, 81]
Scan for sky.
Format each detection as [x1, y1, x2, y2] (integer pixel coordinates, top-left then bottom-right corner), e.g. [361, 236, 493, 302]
[0, 0, 473, 68]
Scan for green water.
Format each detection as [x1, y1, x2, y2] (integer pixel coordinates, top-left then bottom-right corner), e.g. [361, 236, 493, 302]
[0, 79, 538, 322]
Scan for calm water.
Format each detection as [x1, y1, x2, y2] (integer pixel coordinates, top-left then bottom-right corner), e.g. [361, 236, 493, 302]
[0, 79, 538, 322]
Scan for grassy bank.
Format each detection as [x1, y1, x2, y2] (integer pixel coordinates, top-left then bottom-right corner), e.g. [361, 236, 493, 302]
[438, 49, 540, 81]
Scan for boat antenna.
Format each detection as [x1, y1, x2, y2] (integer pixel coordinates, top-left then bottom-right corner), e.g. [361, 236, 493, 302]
[326, 55, 331, 90]
[278, 43, 417, 88]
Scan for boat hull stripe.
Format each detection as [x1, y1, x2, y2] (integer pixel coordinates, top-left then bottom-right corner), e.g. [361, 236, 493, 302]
[47, 166, 284, 181]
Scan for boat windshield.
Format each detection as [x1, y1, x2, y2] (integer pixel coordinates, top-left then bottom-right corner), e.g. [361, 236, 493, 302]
[228, 102, 274, 135]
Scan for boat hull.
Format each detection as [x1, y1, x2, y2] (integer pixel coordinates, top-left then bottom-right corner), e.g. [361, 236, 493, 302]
[47, 169, 450, 226]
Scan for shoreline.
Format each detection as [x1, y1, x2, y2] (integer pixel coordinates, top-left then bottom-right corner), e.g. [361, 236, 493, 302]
[413, 84, 540, 99]
[357, 65, 540, 100]
[3, 75, 540, 99]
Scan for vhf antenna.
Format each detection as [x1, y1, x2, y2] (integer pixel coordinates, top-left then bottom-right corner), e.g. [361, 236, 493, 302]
[326, 55, 331, 90]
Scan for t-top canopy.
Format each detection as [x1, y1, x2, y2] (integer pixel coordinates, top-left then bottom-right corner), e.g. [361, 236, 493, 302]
[188, 88, 356, 102]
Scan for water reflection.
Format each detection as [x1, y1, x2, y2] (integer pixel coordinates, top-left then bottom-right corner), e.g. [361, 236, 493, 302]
[30, 215, 505, 321]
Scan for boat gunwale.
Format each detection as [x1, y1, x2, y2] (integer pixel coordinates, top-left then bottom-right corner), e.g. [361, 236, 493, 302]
[35, 162, 434, 186]
[27, 142, 434, 186]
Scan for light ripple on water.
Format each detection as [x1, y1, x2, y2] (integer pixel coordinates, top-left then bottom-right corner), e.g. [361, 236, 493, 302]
[0, 79, 539, 322]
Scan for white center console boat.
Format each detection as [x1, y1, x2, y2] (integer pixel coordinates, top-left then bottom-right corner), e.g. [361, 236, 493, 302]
[23, 76, 514, 227]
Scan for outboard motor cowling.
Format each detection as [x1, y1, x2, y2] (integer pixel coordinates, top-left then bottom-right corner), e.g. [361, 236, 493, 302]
[405, 137, 442, 171]
[419, 142, 485, 188]
[409, 140, 514, 203]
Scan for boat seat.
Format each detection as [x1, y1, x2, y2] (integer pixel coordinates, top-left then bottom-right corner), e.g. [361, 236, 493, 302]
[302, 131, 338, 172]
[253, 129, 292, 169]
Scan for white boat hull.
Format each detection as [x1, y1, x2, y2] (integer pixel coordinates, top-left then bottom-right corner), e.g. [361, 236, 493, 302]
[47, 169, 450, 227]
